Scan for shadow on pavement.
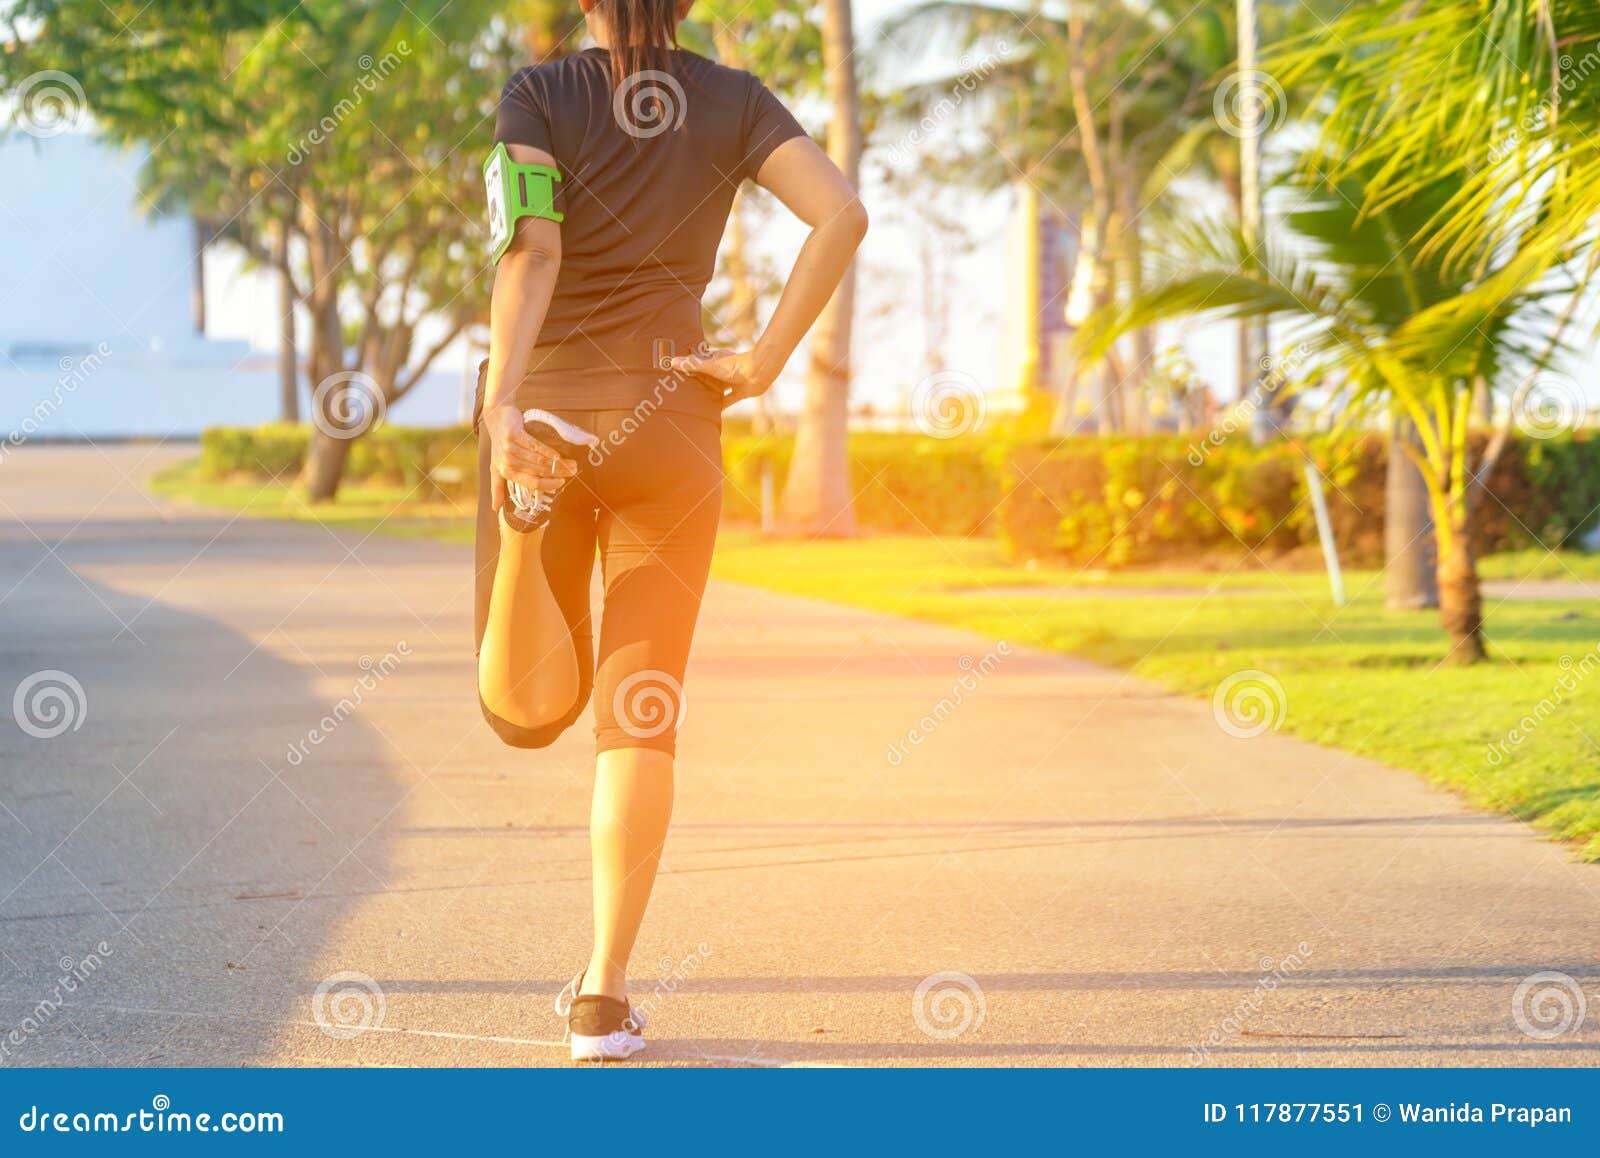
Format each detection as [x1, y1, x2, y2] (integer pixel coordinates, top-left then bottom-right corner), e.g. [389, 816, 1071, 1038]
[0, 524, 402, 1065]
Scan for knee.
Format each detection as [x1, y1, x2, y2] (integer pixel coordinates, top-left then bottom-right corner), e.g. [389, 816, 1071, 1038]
[480, 694, 579, 749]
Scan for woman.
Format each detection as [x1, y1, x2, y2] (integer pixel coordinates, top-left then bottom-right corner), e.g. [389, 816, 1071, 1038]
[473, 0, 867, 1062]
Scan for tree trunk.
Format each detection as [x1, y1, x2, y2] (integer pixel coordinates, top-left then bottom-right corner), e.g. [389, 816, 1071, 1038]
[778, 0, 860, 536]
[1053, 208, 1097, 435]
[299, 199, 353, 502]
[191, 218, 208, 335]
[303, 419, 356, 502]
[1065, 2, 1116, 437]
[1472, 378, 1493, 427]
[274, 217, 300, 423]
[1436, 508, 1486, 663]
[1384, 420, 1437, 609]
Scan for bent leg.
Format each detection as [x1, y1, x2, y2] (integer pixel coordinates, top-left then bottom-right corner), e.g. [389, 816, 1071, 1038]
[474, 419, 598, 747]
[478, 519, 581, 727]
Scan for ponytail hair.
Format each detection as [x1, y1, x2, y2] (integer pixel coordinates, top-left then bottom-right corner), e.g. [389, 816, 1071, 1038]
[600, 0, 681, 91]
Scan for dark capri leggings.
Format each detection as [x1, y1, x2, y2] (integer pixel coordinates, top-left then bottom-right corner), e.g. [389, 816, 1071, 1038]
[473, 397, 724, 757]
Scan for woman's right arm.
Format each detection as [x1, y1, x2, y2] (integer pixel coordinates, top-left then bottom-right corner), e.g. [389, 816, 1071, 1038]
[670, 136, 868, 403]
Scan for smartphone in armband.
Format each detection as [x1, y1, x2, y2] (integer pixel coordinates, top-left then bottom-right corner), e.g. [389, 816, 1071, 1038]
[484, 142, 563, 263]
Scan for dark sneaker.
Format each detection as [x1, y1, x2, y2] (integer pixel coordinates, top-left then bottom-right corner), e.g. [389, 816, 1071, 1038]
[554, 971, 647, 1062]
[502, 409, 600, 533]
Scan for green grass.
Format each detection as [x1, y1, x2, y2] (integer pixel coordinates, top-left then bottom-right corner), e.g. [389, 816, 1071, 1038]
[1479, 546, 1600, 582]
[149, 459, 475, 545]
[152, 460, 1600, 861]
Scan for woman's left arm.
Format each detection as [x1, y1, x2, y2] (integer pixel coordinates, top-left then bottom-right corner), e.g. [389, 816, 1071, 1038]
[481, 143, 574, 513]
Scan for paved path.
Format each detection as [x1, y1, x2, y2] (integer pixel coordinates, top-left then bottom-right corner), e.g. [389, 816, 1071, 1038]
[1, 445, 1597, 1067]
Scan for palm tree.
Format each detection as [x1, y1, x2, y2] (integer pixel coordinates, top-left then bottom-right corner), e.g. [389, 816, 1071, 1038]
[1274, 0, 1600, 290]
[875, 1, 1342, 431]
[1263, 2, 1600, 611]
[779, 0, 863, 534]
[1083, 163, 1574, 661]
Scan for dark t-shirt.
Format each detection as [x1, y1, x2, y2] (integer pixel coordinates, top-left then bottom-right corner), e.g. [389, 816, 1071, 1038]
[494, 47, 806, 415]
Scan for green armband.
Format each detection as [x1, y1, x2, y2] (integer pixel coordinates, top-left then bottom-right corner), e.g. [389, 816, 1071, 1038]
[484, 141, 564, 263]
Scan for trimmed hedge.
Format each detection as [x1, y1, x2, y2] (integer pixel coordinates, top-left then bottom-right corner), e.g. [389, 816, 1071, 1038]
[196, 423, 1600, 566]
[200, 423, 478, 500]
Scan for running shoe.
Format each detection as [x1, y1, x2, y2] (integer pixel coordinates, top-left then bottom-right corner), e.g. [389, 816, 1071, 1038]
[502, 409, 600, 533]
[554, 970, 648, 1063]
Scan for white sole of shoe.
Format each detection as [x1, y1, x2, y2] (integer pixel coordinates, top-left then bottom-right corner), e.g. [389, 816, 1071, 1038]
[570, 1031, 646, 1063]
[523, 408, 602, 450]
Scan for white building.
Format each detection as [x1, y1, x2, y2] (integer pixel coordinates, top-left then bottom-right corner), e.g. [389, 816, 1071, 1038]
[1, 132, 465, 440]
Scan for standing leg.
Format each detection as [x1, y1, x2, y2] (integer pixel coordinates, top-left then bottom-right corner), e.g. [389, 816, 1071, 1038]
[580, 411, 723, 1000]
[584, 747, 674, 998]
